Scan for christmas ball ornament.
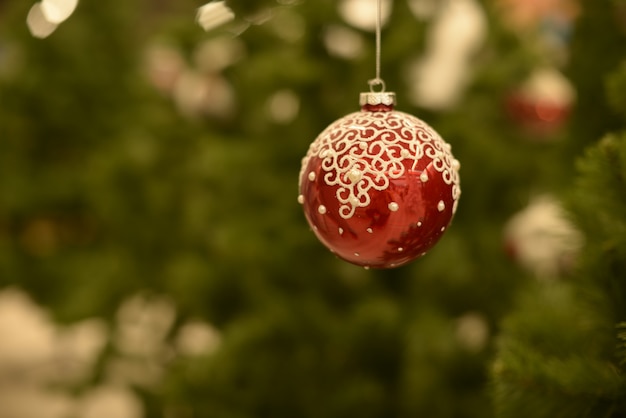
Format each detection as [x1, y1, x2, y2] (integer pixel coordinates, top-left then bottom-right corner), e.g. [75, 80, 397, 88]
[504, 195, 582, 279]
[505, 67, 575, 137]
[298, 91, 461, 269]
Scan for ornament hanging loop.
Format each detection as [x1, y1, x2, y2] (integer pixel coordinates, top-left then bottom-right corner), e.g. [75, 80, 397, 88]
[368, 78, 386, 93]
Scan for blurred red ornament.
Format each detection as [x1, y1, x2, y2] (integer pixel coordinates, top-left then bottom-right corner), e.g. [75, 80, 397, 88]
[506, 92, 571, 135]
[505, 67, 575, 136]
[298, 92, 461, 269]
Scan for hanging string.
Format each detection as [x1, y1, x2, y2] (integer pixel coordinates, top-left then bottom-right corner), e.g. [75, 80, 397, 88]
[368, 0, 385, 92]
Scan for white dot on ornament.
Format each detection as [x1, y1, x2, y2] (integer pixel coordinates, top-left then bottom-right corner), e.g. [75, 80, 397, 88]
[359, 142, 368, 150]
[417, 222, 423, 227]
[364, 266, 370, 270]
[420, 172, 429, 182]
[438, 201, 446, 212]
[339, 228, 344, 235]
[398, 247, 404, 252]
[441, 226, 446, 232]
[355, 252, 360, 257]
[318, 205, 327, 215]
[453, 159, 461, 170]
[388, 202, 399, 212]
[401, 149, 411, 158]
[366, 228, 373, 234]
[349, 168, 362, 182]
[308, 172, 316, 181]
[297, 195, 304, 204]
[350, 196, 359, 205]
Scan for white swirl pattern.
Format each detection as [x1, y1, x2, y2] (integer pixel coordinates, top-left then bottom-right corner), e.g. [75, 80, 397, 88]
[301, 110, 461, 220]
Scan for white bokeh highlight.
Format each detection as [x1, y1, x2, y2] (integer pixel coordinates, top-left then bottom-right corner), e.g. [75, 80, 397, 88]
[323, 25, 365, 59]
[268, 89, 300, 124]
[40, 0, 79, 24]
[338, 0, 392, 31]
[27, 3, 59, 39]
[197, 1, 235, 32]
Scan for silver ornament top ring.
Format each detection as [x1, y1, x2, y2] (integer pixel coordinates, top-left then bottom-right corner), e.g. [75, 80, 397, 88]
[368, 78, 386, 93]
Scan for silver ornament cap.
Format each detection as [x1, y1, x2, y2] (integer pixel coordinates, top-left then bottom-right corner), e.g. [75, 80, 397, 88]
[359, 91, 396, 107]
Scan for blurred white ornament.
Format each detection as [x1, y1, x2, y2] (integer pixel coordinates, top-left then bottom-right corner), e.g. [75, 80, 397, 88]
[176, 321, 222, 357]
[323, 25, 365, 59]
[267, 89, 300, 124]
[338, 0, 392, 31]
[193, 36, 245, 73]
[455, 312, 489, 353]
[27, 3, 58, 39]
[78, 385, 144, 418]
[407, 0, 486, 110]
[40, 0, 79, 24]
[504, 195, 583, 279]
[196, 1, 235, 32]
[0, 288, 56, 370]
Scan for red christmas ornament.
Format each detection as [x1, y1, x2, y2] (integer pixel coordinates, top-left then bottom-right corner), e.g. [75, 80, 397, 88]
[505, 68, 574, 137]
[298, 91, 461, 269]
[505, 91, 571, 136]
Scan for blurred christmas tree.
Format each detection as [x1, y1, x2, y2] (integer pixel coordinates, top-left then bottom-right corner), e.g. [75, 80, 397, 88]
[492, 0, 626, 417]
[0, 0, 624, 417]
